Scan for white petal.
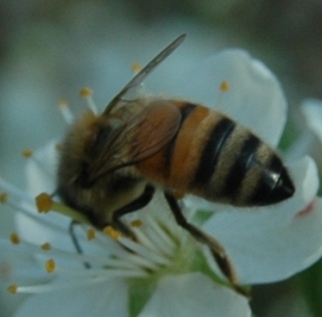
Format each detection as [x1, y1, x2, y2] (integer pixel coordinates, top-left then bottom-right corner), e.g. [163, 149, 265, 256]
[0, 237, 50, 315]
[13, 279, 128, 317]
[301, 98, 322, 141]
[0, 238, 49, 283]
[139, 273, 251, 317]
[25, 140, 59, 196]
[203, 157, 321, 284]
[15, 211, 74, 253]
[171, 49, 287, 146]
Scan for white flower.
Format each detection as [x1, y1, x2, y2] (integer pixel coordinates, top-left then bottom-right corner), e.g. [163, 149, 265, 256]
[1, 47, 322, 317]
[289, 99, 322, 162]
[301, 99, 322, 142]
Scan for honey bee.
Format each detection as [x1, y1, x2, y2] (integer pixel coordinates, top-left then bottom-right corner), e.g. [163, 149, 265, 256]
[57, 34, 295, 293]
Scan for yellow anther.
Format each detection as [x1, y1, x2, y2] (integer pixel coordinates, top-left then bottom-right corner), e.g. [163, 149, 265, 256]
[80, 87, 93, 98]
[220, 81, 230, 92]
[22, 149, 33, 158]
[45, 259, 56, 273]
[87, 228, 96, 241]
[131, 62, 142, 73]
[103, 226, 121, 240]
[0, 192, 8, 203]
[58, 98, 69, 108]
[10, 233, 20, 245]
[41, 243, 52, 251]
[7, 284, 18, 294]
[130, 219, 142, 228]
[35, 193, 53, 213]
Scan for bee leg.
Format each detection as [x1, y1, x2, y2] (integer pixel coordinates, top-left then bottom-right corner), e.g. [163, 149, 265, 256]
[164, 192, 249, 297]
[112, 184, 155, 240]
[68, 220, 91, 269]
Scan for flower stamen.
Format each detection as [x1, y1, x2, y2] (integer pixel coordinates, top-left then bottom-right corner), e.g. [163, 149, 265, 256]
[80, 87, 98, 115]
[58, 98, 74, 124]
[35, 193, 90, 224]
[35, 192, 53, 213]
[119, 236, 171, 266]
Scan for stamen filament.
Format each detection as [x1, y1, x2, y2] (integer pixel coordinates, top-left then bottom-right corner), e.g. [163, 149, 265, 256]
[56, 267, 148, 279]
[58, 99, 74, 124]
[80, 88, 98, 114]
[119, 237, 171, 266]
[51, 201, 90, 225]
[12, 268, 149, 295]
[11, 276, 111, 294]
[70, 225, 160, 269]
[13, 235, 157, 272]
[85, 95, 98, 115]
[143, 215, 177, 256]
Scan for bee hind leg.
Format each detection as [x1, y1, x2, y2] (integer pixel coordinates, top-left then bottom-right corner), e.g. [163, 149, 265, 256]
[112, 184, 155, 240]
[164, 192, 249, 297]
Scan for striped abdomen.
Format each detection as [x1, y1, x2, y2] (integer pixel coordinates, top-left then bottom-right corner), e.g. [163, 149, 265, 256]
[137, 101, 295, 206]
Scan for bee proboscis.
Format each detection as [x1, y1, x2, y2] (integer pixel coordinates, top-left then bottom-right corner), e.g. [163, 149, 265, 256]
[57, 34, 295, 295]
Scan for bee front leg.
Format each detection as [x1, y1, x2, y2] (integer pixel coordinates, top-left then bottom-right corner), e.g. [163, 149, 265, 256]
[112, 184, 155, 240]
[164, 192, 249, 297]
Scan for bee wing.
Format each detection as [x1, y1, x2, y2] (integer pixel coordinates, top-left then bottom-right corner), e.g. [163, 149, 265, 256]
[124, 101, 181, 161]
[103, 34, 186, 116]
[89, 101, 181, 181]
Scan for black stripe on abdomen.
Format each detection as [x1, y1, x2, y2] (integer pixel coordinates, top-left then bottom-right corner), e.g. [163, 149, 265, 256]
[192, 117, 236, 187]
[221, 134, 261, 201]
[163, 103, 197, 176]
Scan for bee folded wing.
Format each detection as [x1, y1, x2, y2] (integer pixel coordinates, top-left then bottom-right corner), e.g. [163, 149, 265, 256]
[126, 101, 181, 162]
[91, 101, 181, 179]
